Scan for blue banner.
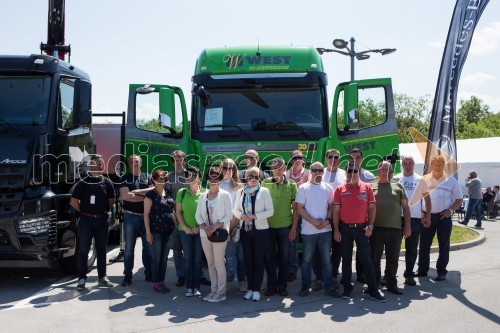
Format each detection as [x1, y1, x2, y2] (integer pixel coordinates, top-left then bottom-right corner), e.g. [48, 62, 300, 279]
[425, 0, 490, 174]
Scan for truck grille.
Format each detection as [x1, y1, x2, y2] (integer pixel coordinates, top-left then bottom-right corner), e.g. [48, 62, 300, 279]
[0, 165, 26, 213]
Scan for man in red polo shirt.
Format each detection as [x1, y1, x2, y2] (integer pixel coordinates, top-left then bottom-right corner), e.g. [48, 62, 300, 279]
[333, 161, 386, 303]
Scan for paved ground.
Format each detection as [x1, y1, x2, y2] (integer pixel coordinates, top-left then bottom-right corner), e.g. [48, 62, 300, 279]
[1, 217, 499, 333]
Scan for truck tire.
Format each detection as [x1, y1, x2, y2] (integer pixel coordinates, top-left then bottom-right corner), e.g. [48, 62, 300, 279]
[59, 235, 97, 274]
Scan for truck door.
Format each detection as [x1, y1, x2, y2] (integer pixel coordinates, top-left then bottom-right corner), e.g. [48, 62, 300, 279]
[331, 78, 399, 171]
[124, 84, 189, 173]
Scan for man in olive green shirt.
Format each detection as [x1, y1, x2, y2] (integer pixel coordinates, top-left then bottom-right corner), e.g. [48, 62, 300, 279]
[370, 161, 411, 295]
[262, 157, 298, 297]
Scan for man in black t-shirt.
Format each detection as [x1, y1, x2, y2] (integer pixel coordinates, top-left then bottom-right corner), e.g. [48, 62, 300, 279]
[71, 155, 115, 291]
[117, 154, 153, 286]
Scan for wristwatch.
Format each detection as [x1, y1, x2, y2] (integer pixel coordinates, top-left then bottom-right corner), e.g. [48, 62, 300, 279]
[367, 224, 374, 230]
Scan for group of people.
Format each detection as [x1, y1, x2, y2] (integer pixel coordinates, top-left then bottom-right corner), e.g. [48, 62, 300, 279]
[459, 171, 499, 227]
[70, 147, 465, 304]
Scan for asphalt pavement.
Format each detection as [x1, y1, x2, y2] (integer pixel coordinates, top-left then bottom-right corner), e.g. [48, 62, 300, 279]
[0, 216, 499, 333]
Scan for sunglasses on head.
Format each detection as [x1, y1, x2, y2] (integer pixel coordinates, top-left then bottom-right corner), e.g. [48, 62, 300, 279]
[310, 169, 324, 173]
[327, 155, 340, 160]
[291, 156, 303, 160]
[347, 169, 359, 174]
[246, 175, 259, 180]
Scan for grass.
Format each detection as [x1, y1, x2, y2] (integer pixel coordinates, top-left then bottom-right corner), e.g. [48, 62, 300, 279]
[401, 225, 479, 249]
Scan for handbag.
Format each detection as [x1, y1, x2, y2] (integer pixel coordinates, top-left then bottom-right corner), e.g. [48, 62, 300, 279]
[205, 199, 228, 243]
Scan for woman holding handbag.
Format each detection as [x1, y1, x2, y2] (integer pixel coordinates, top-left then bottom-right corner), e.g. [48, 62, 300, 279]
[233, 166, 274, 301]
[144, 169, 176, 293]
[195, 168, 233, 302]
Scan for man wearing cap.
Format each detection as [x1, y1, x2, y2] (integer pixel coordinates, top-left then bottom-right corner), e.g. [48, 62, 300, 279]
[239, 149, 269, 183]
[296, 162, 340, 298]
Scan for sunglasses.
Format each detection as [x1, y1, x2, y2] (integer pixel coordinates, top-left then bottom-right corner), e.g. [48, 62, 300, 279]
[310, 169, 324, 173]
[327, 155, 340, 160]
[347, 169, 359, 174]
[246, 175, 259, 180]
[244, 156, 257, 160]
[222, 166, 234, 171]
[291, 156, 303, 160]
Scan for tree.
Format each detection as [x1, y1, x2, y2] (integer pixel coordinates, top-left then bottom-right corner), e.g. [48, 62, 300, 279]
[456, 96, 492, 135]
[394, 94, 431, 143]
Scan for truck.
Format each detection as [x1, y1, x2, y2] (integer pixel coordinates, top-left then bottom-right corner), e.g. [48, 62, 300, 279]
[0, 0, 121, 272]
[122, 45, 399, 174]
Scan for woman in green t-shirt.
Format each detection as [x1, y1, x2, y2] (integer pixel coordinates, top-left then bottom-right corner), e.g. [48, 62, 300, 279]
[176, 166, 205, 297]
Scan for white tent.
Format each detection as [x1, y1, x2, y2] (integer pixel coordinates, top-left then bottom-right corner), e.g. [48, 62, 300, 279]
[399, 137, 500, 193]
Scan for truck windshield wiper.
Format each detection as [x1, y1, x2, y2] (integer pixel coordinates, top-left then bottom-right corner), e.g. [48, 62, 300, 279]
[200, 124, 252, 140]
[0, 116, 26, 137]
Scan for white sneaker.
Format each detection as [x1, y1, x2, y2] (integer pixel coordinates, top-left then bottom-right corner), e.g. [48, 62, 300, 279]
[203, 292, 216, 301]
[193, 289, 202, 297]
[252, 291, 261, 301]
[239, 280, 248, 292]
[243, 290, 253, 300]
[208, 293, 226, 303]
[185, 288, 194, 297]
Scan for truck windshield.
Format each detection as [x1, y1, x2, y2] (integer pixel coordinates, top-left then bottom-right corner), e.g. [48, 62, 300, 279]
[193, 87, 326, 136]
[0, 76, 51, 126]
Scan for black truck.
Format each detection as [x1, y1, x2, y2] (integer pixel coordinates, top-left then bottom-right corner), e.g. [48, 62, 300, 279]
[0, 54, 98, 272]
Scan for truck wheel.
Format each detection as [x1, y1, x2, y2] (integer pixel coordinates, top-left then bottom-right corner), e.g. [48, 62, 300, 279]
[59, 237, 97, 274]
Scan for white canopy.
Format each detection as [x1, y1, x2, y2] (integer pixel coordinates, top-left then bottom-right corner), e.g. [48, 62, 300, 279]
[399, 137, 500, 193]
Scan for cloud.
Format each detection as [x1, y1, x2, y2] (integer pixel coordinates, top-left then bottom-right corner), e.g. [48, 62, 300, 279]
[429, 21, 500, 55]
[470, 21, 500, 56]
[429, 40, 445, 50]
[461, 72, 496, 85]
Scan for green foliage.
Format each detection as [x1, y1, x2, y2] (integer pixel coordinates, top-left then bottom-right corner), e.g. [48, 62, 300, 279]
[137, 118, 182, 134]
[455, 96, 499, 139]
[357, 98, 386, 129]
[394, 94, 431, 143]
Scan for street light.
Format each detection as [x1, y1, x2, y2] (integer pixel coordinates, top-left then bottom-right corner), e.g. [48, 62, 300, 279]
[317, 37, 396, 81]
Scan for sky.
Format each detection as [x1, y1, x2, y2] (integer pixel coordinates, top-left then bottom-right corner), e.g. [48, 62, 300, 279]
[2, 0, 500, 123]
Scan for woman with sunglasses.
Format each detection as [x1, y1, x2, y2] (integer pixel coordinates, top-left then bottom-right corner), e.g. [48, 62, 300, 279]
[176, 166, 205, 297]
[195, 168, 233, 302]
[144, 169, 176, 293]
[233, 166, 274, 301]
[219, 158, 247, 293]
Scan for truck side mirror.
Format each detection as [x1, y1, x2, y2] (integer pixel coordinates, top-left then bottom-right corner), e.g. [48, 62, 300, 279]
[344, 83, 359, 128]
[73, 79, 92, 126]
[159, 87, 176, 131]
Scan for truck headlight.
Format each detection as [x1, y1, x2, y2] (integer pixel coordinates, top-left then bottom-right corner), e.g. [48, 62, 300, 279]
[18, 217, 51, 234]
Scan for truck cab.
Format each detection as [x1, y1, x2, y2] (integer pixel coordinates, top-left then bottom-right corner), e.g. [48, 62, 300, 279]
[0, 54, 94, 271]
[125, 46, 398, 174]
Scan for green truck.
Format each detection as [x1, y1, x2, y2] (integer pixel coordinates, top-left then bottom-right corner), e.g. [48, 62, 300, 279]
[123, 45, 399, 173]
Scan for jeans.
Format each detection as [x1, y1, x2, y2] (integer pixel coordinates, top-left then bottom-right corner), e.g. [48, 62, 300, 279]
[265, 227, 291, 289]
[240, 228, 269, 291]
[404, 218, 421, 278]
[418, 213, 452, 276]
[149, 233, 170, 283]
[301, 232, 333, 291]
[77, 215, 109, 279]
[123, 213, 151, 278]
[370, 227, 402, 289]
[463, 198, 482, 226]
[225, 239, 246, 282]
[289, 218, 301, 274]
[173, 249, 185, 278]
[179, 231, 203, 290]
[339, 224, 378, 294]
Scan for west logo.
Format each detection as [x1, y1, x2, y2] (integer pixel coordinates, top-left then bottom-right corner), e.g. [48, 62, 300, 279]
[224, 54, 292, 68]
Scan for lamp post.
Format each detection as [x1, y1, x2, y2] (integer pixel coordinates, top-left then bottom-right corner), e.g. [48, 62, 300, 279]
[317, 37, 396, 81]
